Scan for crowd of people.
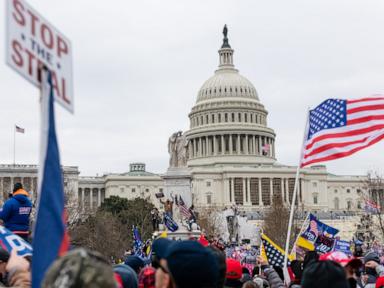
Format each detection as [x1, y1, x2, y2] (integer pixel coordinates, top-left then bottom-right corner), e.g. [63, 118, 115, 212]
[2, 183, 384, 287]
[0, 235, 382, 287]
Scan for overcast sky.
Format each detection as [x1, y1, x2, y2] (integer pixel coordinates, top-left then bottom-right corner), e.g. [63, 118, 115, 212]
[1, 0, 384, 176]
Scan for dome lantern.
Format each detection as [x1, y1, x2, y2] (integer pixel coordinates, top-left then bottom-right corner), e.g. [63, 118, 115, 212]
[218, 25, 235, 70]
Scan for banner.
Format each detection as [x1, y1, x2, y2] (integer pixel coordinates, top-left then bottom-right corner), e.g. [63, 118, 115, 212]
[0, 226, 32, 257]
[300, 214, 339, 242]
[333, 240, 352, 256]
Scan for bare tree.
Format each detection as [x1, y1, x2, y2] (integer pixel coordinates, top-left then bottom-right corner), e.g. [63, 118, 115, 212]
[263, 195, 298, 248]
[364, 171, 384, 241]
[198, 206, 224, 238]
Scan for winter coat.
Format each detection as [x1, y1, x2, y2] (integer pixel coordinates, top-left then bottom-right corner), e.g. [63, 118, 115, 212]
[0, 189, 32, 232]
[264, 267, 285, 288]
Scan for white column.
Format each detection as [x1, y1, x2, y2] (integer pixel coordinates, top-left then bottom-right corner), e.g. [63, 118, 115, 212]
[253, 136, 256, 155]
[282, 178, 285, 203]
[245, 135, 249, 155]
[213, 136, 217, 155]
[258, 136, 262, 155]
[188, 141, 193, 158]
[206, 137, 209, 156]
[199, 137, 202, 157]
[242, 178, 247, 204]
[270, 178, 273, 204]
[90, 188, 93, 209]
[221, 135, 225, 155]
[237, 135, 241, 154]
[247, 177, 251, 205]
[81, 188, 85, 210]
[10, 177, 14, 192]
[229, 135, 233, 154]
[286, 179, 290, 205]
[97, 189, 101, 207]
[224, 178, 229, 205]
[258, 178, 263, 206]
[231, 177, 235, 204]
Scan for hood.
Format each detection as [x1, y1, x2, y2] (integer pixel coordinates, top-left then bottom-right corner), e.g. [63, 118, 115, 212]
[12, 193, 30, 204]
[13, 189, 29, 197]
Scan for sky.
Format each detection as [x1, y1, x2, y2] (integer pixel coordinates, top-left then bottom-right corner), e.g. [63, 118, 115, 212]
[1, 0, 384, 176]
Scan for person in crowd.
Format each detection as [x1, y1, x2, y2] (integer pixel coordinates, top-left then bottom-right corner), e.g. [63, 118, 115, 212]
[0, 248, 10, 285]
[225, 258, 243, 288]
[358, 251, 384, 288]
[125, 255, 145, 275]
[255, 256, 284, 288]
[152, 238, 218, 288]
[301, 260, 349, 288]
[207, 246, 227, 288]
[0, 183, 32, 242]
[151, 208, 160, 231]
[138, 266, 156, 288]
[240, 267, 252, 283]
[114, 264, 138, 288]
[289, 260, 303, 288]
[242, 281, 259, 288]
[42, 248, 117, 288]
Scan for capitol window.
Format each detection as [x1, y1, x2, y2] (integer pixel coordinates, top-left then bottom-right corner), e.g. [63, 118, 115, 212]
[232, 113, 235, 122]
[347, 189, 351, 193]
[145, 188, 149, 193]
[206, 194, 212, 204]
[313, 193, 318, 204]
[218, 114, 221, 122]
[206, 115, 209, 124]
[334, 189, 338, 193]
[120, 187, 125, 193]
[206, 182, 211, 187]
[132, 188, 136, 193]
[225, 113, 228, 122]
[238, 113, 241, 121]
[245, 114, 248, 122]
[212, 114, 215, 123]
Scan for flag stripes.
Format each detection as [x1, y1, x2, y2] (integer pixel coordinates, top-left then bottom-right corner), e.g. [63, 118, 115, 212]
[301, 97, 384, 167]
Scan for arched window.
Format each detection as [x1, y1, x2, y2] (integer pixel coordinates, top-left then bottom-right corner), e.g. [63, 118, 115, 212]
[334, 197, 340, 210]
[347, 199, 353, 210]
[313, 193, 318, 205]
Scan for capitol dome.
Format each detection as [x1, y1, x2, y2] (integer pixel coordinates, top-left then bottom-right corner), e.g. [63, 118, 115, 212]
[197, 70, 259, 103]
[185, 26, 276, 167]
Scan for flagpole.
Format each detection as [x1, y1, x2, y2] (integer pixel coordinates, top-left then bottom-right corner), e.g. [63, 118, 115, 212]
[283, 109, 310, 271]
[13, 125, 16, 166]
[290, 212, 310, 256]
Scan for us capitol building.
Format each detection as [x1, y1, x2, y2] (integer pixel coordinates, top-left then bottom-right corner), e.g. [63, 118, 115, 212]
[0, 28, 367, 221]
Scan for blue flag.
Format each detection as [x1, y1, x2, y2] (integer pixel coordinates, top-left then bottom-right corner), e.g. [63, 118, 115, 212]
[32, 70, 69, 288]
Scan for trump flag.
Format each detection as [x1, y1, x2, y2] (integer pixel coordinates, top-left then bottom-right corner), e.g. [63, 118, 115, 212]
[32, 69, 69, 288]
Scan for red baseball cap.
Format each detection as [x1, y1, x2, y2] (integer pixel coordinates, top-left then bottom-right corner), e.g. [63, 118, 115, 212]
[319, 251, 362, 268]
[226, 258, 242, 280]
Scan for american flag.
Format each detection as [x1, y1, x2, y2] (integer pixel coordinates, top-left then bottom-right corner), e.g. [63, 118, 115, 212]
[309, 219, 319, 237]
[301, 97, 384, 167]
[262, 143, 270, 155]
[15, 125, 25, 133]
[178, 196, 192, 219]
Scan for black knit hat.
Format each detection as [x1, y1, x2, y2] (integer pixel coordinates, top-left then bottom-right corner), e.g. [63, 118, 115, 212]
[302, 260, 349, 288]
[13, 182, 23, 193]
[364, 251, 380, 264]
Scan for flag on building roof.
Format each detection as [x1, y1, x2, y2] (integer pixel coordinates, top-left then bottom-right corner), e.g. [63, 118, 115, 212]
[301, 97, 384, 167]
[32, 70, 69, 288]
[15, 125, 25, 133]
[262, 143, 270, 155]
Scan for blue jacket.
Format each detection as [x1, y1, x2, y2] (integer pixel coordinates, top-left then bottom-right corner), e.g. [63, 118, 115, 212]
[0, 190, 32, 232]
